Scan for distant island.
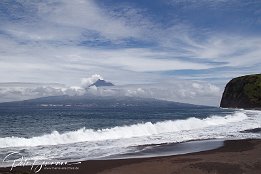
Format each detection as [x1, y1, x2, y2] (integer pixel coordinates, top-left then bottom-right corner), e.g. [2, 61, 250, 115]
[0, 95, 201, 109]
[220, 74, 261, 109]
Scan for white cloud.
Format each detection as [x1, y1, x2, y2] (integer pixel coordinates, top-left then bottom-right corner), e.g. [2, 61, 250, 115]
[0, 0, 260, 106]
[81, 74, 103, 88]
[0, 76, 221, 106]
[186, 35, 261, 66]
[117, 81, 222, 106]
[83, 79, 222, 106]
[0, 38, 214, 85]
[0, 83, 85, 103]
[1, 0, 144, 43]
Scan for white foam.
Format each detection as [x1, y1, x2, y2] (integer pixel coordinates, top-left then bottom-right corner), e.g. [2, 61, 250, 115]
[0, 111, 251, 148]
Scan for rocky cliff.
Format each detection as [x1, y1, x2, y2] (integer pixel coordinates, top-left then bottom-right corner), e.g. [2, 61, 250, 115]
[220, 74, 261, 109]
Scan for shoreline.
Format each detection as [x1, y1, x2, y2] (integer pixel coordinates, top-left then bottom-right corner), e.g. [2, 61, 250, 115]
[105, 139, 224, 159]
[0, 138, 260, 174]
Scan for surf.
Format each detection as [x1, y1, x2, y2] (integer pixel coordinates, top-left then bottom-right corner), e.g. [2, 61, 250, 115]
[0, 111, 250, 148]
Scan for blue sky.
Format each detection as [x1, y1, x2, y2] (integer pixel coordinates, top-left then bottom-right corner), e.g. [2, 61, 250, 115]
[0, 0, 260, 105]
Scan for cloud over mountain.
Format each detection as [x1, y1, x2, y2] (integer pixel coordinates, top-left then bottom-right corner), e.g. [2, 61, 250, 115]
[0, 74, 221, 106]
[81, 74, 104, 88]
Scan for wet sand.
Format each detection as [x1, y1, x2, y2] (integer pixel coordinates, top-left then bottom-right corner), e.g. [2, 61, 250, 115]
[0, 139, 260, 174]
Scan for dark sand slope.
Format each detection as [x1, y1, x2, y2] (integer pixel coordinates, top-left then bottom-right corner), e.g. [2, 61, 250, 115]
[98, 139, 261, 174]
[0, 139, 260, 174]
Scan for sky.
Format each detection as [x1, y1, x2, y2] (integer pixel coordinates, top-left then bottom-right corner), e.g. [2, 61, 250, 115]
[0, 0, 260, 105]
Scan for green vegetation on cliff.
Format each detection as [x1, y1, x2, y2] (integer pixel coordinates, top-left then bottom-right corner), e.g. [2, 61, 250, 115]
[220, 74, 261, 109]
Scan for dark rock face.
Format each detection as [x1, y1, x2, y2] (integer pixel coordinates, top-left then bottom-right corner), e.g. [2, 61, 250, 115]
[220, 74, 261, 109]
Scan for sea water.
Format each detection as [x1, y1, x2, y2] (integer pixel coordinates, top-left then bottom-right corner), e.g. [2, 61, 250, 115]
[0, 104, 260, 166]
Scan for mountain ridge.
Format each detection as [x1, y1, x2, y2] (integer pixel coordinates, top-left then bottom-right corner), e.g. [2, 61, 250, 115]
[0, 95, 205, 109]
[89, 79, 114, 87]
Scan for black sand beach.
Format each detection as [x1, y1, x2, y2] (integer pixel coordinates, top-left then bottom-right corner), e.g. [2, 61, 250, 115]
[0, 139, 260, 174]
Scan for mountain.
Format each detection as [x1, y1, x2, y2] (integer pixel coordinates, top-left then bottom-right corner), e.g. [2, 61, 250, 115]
[90, 79, 114, 87]
[220, 74, 261, 109]
[0, 95, 203, 109]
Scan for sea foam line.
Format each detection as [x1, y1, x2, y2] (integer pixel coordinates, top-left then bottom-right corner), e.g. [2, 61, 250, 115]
[0, 111, 248, 148]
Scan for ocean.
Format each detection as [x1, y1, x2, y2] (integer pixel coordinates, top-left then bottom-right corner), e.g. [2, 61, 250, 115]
[0, 104, 260, 167]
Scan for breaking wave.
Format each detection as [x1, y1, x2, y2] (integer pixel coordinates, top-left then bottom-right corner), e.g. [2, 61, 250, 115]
[0, 111, 249, 148]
